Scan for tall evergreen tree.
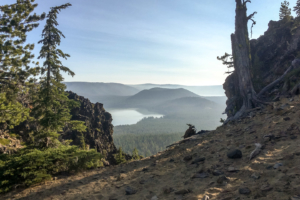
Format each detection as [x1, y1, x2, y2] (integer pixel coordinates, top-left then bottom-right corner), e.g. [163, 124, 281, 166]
[279, 1, 292, 20]
[294, 0, 300, 17]
[0, 0, 45, 129]
[32, 3, 85, 148]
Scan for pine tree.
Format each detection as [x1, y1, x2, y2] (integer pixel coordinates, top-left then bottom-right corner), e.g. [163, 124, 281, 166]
[32, 3, 85, 148]
[279, 1, 292, 20]
[132, 148, 140, 160]
[294, 0, 300, 17]
[0, 0, 45, 129]
[114, 147, 126, 164]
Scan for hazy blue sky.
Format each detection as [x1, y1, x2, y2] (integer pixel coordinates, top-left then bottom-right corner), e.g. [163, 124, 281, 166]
[2, 0, 298, 85]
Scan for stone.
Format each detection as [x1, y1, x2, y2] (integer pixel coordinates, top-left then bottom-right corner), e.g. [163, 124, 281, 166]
[142, 168, 149, 172]
[202, 195, 210, 200]
[273, 163, 283, 169]
[227, 149, 242, 159]
[125, 186, 137, 195]
[228, 166, 239, 172]
[239, 187, 251, 195]
[163, 187, 174, 194]
[291, 195, 300, 200]
[266, 165, 273, 170]
[260, 185, 273, 191]
[183, 155, 192, 161]
[175, 189, 190, 195]
[251, 173, 260, 179]
[212, 170, 224, 176]
[151, 196, 158, 200]
[191, 157, 205, 164]
[291, 136, 298, 140]
[117, 173, 127, 181]
[217, 176, 229, 184]
[192, 173, 209, 178]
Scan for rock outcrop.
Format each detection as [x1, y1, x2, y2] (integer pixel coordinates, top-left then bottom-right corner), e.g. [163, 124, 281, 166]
[63, 92, 117, 162]
[224, 17, 300, 118]
[2, 92, 118, 163]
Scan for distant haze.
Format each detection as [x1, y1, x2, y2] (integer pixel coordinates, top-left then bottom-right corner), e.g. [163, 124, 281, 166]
[65, 82, 225, 97]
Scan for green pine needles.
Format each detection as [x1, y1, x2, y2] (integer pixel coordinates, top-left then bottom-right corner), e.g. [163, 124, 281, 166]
[32, 3, 86, 148]
[0, 0, 44, 129]
[294, 0, 300, 17]
[114, 147, 127, 164]
[0, 145, 103, 193]
[0, 1, 104, 194]
[279, 1, 292, 20]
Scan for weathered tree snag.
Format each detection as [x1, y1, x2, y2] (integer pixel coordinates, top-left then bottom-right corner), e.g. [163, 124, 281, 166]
[224, 1, 300, 123]
[226, 0, 260, 122]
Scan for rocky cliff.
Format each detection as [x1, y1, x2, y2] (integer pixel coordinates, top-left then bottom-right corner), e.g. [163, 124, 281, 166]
[63, 92, 117, 162]
[2, 92, 118, 163]
[224, 17, 300, 118]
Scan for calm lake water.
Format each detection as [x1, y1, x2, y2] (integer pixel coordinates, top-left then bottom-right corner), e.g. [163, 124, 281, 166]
[106, 109, 163, 126]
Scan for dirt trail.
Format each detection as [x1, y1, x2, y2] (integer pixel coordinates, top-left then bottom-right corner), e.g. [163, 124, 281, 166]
[3, 97, 300, 200]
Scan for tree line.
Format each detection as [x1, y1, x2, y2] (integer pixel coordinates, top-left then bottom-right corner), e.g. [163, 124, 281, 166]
[280, 0, 300, 20]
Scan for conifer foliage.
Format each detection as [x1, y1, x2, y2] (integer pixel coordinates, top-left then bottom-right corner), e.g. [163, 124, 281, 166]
[0, 0, 45, 129]
[32, 3, 85, 148]
[0, 1, 103, 194]
[294, 0, 300, 17]
[279, 1, 292, 20]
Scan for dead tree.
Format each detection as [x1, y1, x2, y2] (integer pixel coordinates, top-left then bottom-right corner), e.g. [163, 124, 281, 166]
[225, 0, 300, 123]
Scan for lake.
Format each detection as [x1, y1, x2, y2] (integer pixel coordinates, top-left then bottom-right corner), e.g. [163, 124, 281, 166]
[106, 108, 163, 126]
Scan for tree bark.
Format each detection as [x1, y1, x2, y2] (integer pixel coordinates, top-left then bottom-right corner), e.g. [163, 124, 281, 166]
[226, 0, 260, 121]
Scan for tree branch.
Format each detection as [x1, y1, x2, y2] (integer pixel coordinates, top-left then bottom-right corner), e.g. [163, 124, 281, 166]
[243, 0, 251, 6]
[257, 59, 300, 98]
[247, 11, 257, 20]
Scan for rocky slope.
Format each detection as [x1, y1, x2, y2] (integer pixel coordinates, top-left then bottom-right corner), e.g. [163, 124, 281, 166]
[2, 96, 300, 200]
[224, 17, 300, 118]
[63, 92, 117, 162]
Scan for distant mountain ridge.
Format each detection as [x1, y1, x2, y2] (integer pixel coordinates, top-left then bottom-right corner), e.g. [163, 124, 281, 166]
[64, 82, 140, 97]
[129, 84, 225, 96]
[123, 87, 200, 108]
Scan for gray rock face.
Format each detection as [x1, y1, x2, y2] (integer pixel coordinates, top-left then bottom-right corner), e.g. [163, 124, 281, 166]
[63, 92, 118, 163]
[227, 149, 242, 159]
[223, 18, 300, 118]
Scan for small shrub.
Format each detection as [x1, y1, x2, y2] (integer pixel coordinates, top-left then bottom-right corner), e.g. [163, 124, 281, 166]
[0, 138, 10, 146]
[0, 145, 102, 193]
[113, 147, 126, 164]
[132, 148, 140, 160]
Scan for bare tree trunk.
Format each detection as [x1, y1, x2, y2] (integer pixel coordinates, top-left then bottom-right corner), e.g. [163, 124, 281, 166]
[225, 0, 300, 123]
[226, 0, 260, 121]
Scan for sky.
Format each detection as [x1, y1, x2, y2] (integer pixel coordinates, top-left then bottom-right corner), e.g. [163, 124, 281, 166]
[1, 0, 298, 85]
